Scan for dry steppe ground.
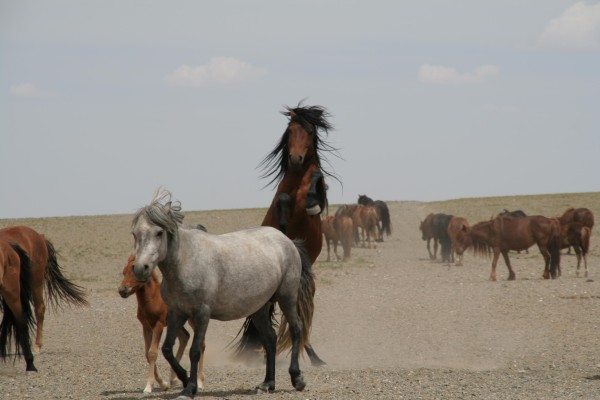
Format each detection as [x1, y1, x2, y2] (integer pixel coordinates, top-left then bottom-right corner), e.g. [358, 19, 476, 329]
[1, 192, 600, 400]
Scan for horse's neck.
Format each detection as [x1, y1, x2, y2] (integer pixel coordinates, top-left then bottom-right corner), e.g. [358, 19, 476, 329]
[135, 274, 161, 306]
[158, 231, 185, 283]
[278, 163, 319, 193]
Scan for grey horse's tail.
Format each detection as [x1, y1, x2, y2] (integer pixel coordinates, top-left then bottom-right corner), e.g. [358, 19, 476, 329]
[276, 240, 315, 355]
[44, 239, 89, 309]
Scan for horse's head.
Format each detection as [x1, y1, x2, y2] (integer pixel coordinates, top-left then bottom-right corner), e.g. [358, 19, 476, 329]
[131, 189, 183, 282]
[453, 225, 472, 255]
[287, 120, 315, 170]
[118, 254, 140, 298]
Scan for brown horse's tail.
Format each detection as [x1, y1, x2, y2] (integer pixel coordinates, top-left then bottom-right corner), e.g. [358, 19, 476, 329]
[581, 226, 592, 256]
[44, 239, 89, 309]
[548, 223, 562, 279]
[0, 244, 35, 360]
[276, 240, 315, 356]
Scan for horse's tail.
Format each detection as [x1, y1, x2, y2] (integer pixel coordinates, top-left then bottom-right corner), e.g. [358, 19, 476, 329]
[548, 222, 562, 279]
[276, 240, 315, 356]
[229, 304, 276, 362]
[0, 244, 35, 360]
[44, 239, 89, 309]
[379, 203, 392, 237]
[581, 226, 591, 256]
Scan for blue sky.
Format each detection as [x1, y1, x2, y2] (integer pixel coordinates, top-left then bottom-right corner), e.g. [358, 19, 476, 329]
[1, 1, 599, 218]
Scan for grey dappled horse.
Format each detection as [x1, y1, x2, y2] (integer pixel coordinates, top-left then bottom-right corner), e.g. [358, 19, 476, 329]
[131, 189, 314, 399]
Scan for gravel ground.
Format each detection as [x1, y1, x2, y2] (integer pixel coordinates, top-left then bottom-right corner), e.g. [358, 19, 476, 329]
[2, 195, 600, 399]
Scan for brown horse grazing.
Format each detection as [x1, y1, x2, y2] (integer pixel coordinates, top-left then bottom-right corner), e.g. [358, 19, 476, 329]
[352, 205, 379, 249]
[454, 216, 562, 281]
[447, 216, 470, 266]
[419, 213, 438, 260]
[0, 226, 88, 354]
[118, 255, 204, 393]
[559, 222, 591, 278]
[0, 241, 37, 372]
[237, 104, 339, 366]
[357, 195, 392, 242]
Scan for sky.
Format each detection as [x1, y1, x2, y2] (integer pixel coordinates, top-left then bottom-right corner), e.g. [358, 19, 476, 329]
[1, 1, 599, 219]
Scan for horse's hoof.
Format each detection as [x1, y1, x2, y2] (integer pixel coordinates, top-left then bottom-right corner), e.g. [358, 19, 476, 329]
[176, 396, 193, 400]
[255, 382, 275, 393]
[143, 386, 152, 394]
[293, 374, 306, 391]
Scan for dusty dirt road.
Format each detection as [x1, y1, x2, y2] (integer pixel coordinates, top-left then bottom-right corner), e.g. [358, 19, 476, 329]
[1, 193, 600, 399]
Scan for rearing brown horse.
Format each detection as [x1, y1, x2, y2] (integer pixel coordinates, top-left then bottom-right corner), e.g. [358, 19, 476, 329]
[235, 104, 339, 366]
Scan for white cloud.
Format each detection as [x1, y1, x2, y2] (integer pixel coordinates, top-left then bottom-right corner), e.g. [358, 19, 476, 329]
[166, 57, 266, 88]
[540, 2, 600, 51]
[10, 82, 52, 98]
[417, 64, 499, 85]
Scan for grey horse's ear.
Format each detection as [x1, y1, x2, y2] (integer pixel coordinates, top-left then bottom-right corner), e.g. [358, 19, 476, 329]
[164, 201, 172, 214]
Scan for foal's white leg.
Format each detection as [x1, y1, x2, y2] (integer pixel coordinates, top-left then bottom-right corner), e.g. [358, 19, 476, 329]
[142, 327, 156, 393]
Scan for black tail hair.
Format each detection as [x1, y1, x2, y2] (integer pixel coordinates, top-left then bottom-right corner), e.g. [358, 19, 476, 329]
[0, 244, 35, 360]
[44, 239, 88, 309]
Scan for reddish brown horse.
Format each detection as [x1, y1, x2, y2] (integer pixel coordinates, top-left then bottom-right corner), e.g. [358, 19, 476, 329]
[237, 104, 338, 366]
[322, 214, 353, 262]
[352, 205, 379, 249]
[454, 216, 562, 281]
[118, 255, 204, 393]
[0, 226, 88, 354]
[558, 222, 591, 277]
[0, 241, 37, 371]
[447, 216, 470, 266]
[357, 194, 392, 242]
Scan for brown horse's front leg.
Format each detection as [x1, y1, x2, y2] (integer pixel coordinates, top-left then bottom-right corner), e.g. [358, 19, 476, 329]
[501, 251, 516, 280]
[540, 245, 551, 279]
[305, 171, 323, 216]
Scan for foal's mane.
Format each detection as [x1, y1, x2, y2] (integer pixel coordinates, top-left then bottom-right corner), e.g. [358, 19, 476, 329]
[259, 104, 341, 188]
[132, 189, 184, 235]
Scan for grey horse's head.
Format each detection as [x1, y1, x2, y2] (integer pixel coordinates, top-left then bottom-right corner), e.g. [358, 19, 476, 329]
[131, 189, 184, 282]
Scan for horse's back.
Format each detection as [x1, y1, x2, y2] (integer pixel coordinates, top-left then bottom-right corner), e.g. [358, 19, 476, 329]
[0, 226, 48, 268]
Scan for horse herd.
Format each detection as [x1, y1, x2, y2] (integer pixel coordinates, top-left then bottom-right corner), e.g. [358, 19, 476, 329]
[419, 207, 594, 281]
[0, 102, 595, 399]
[321, 194, 393, 262]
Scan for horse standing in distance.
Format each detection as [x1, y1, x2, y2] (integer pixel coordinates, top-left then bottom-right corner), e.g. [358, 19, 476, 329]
[453, 215, 561, 281]
[498, 209, 529, 253]
[322, 216, 341, 262]
[0, 226, 88, 355]
[352, 205, 379, 249]
[419, 213, 438, 260]
[558, 222, 591, 277]
[118, 254, 204, 393]
[447, 216, 470, 266]
[0, 241, 37, 372]
[558, 207, 595, 254]
[322, 214, 354, 262]
[357, 194, 392, 242]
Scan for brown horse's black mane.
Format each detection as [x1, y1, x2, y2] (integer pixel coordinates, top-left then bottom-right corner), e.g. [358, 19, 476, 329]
[259, 104, 341, 188]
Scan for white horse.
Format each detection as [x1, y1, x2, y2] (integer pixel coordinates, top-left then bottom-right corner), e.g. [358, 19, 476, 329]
[131, 189, 314, 399]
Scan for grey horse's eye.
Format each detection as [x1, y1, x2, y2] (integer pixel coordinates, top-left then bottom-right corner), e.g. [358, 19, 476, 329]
[157, 230, 164, 237]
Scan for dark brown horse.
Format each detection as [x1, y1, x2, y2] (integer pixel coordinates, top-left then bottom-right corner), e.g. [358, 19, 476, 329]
[0, 226, 88, 354]
[118, 254, 204, 393]
[419, 213, 438, 260]
[0, 241, 37, 371]
[357, 194, 392, 242]
[453, 216, 562, 280]
[236, 104, 339, 366]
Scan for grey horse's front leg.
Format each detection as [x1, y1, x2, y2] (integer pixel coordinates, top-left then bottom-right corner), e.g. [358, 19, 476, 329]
[306, 171, 323, 216]
[177, 313, 209, 399]
[162, 312, 190, 395]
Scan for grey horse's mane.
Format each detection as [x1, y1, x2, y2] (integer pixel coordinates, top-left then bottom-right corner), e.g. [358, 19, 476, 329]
[132, 188, 184, 234]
